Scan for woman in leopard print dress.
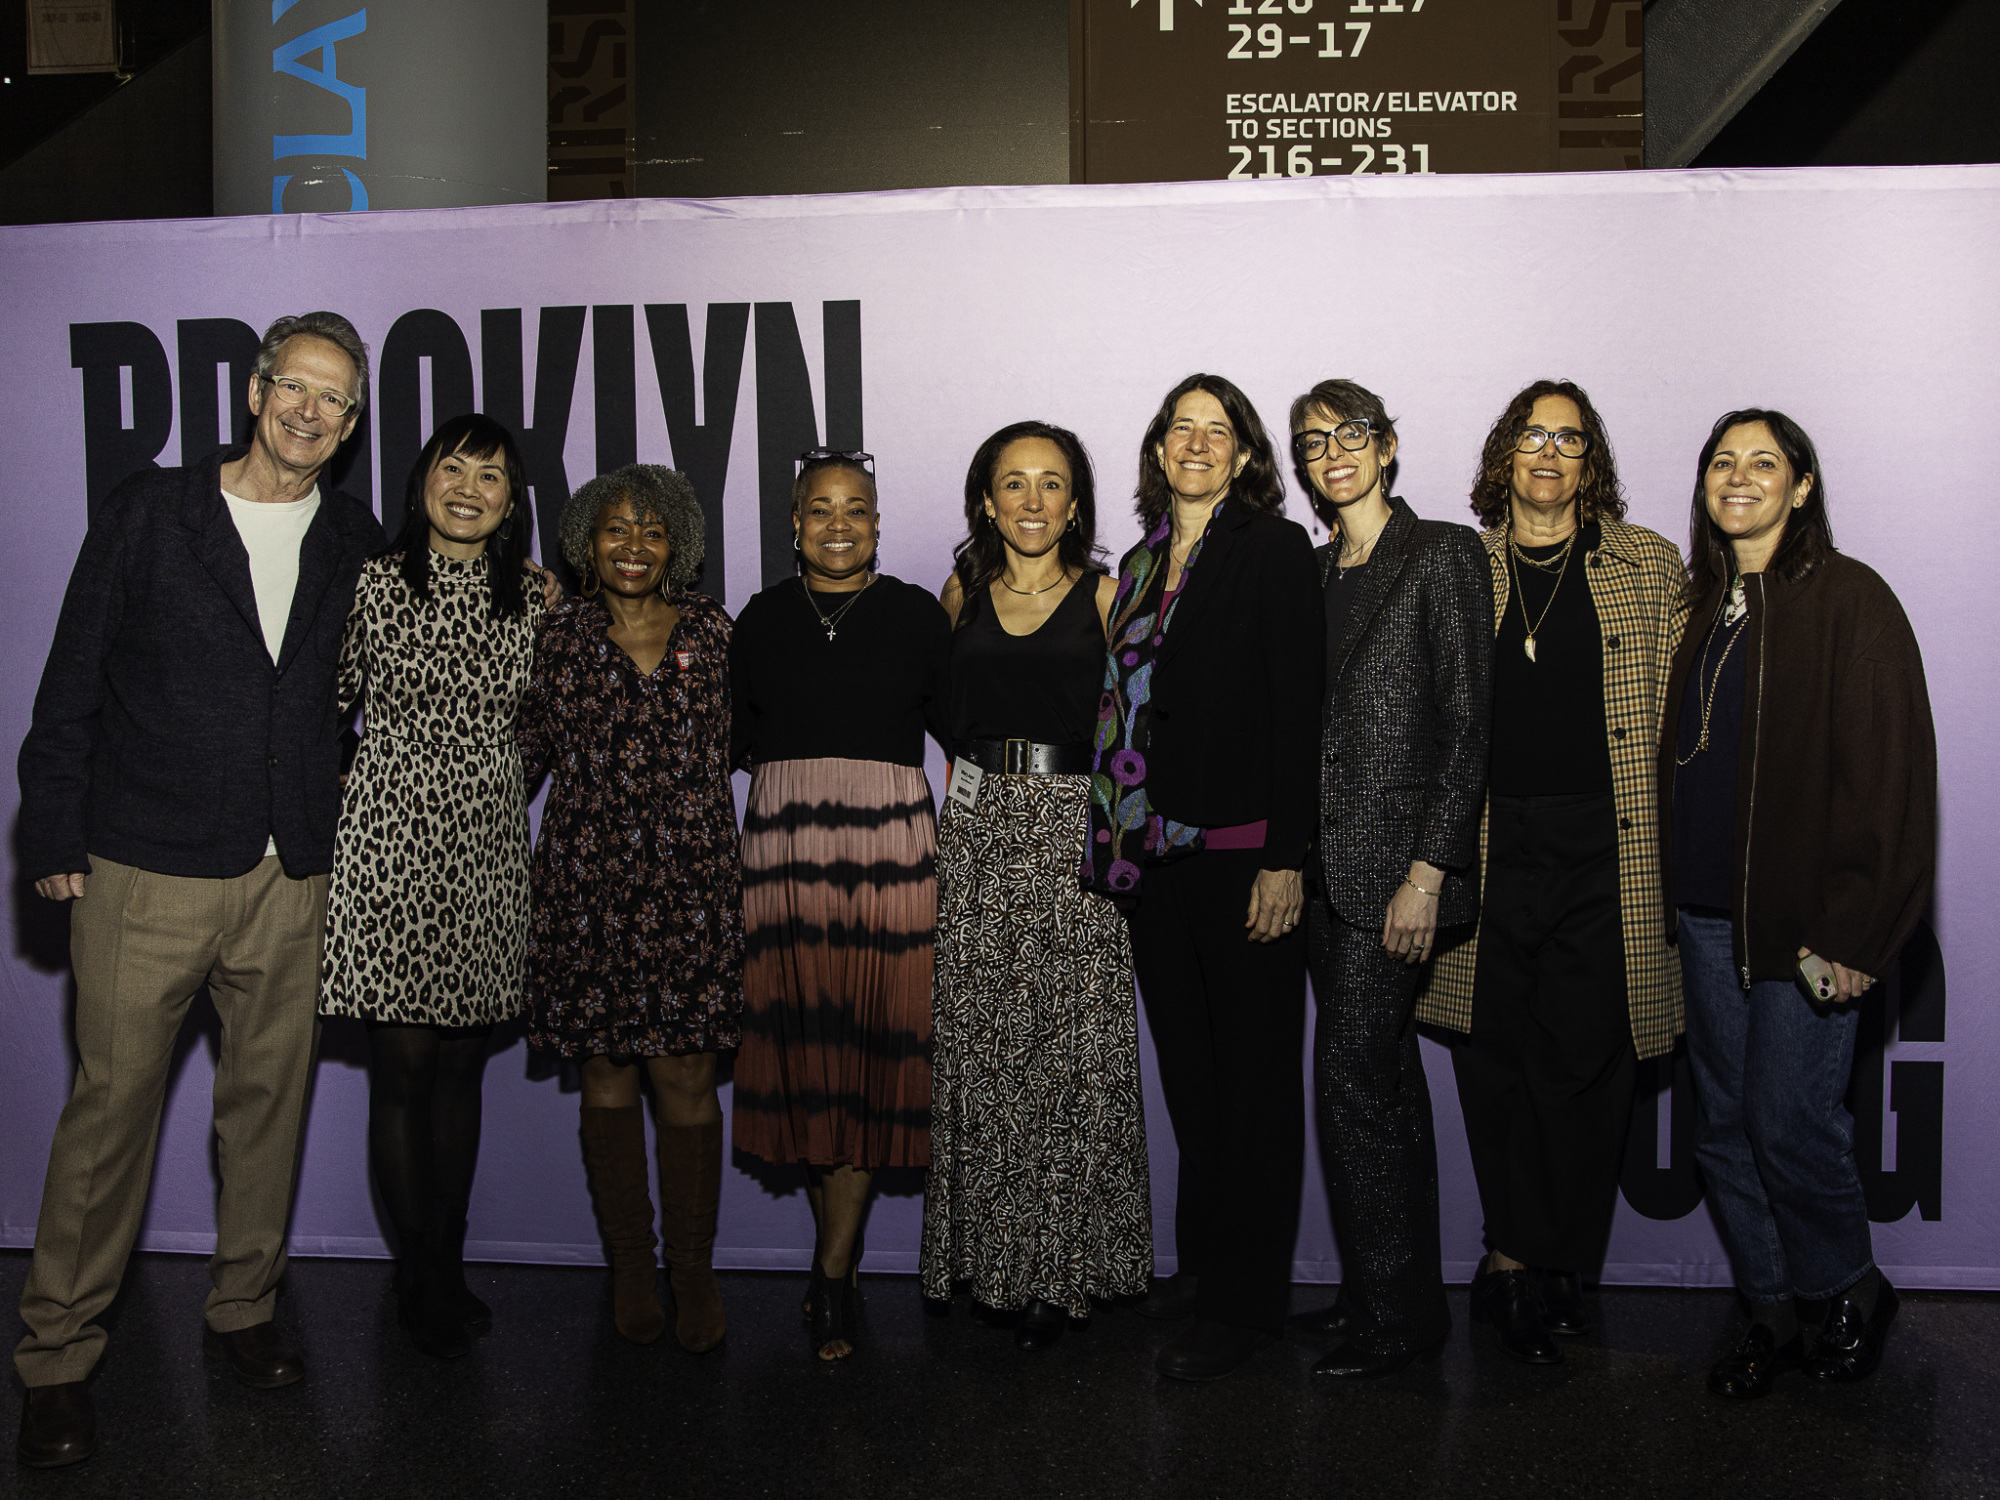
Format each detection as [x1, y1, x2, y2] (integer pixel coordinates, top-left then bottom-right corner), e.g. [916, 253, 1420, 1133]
[320, 414, 545, 1361]
[919, 422, 1151, 1349]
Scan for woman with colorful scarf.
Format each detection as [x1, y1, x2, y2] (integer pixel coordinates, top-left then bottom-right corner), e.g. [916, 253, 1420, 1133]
[1087, 373, 1324, 1382]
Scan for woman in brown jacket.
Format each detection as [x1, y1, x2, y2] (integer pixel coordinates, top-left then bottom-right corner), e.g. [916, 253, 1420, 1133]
[1421, 379, 1685, 1365]
[1661, 409, 1934, 1401]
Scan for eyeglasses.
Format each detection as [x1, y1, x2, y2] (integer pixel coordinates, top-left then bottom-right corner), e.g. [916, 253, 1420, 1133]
[1291, 420, 1375, 462]
[1516, 426, 1591, 459]
[260, 374, 358, 419]
[796, 448, 875, 475]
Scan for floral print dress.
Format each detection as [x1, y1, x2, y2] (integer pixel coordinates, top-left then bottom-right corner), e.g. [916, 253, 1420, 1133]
[518, 592, 745, 1058]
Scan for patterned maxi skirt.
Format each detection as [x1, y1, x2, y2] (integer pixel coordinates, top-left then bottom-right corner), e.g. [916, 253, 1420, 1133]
[731, 757, 936, 1169]
[918, 774, 1152, 1317]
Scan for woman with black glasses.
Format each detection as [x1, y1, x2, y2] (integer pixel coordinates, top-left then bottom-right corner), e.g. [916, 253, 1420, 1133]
[728, 449, 951, 1362]
[1421, 380, 1684, 1366]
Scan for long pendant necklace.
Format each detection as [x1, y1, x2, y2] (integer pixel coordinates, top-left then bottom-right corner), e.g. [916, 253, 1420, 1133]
[801, 575, 870, 642]
[1676, 580, 1750, 766]
[1507, 525, 1577, 664]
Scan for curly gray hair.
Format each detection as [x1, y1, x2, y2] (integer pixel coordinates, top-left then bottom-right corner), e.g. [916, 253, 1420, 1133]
[255, 311, 370, 413]
[558, 464, 706, 593]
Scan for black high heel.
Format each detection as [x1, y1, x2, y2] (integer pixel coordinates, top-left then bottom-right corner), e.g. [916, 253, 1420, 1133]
[809, 1268, 857, 1361]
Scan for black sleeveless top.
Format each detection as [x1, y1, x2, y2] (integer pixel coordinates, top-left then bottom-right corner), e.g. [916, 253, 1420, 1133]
[947, 572, 1108, 747]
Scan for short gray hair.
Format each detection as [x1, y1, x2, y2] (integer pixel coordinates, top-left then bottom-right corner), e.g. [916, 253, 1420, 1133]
[255, 311, 371, 414]
[558, 464, 707, 593]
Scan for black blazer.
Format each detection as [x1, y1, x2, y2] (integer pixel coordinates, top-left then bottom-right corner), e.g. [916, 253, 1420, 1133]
[18, 446, 385, 882]
[1137, 503, 1324, 871]
[1316, 498, 1492, 929]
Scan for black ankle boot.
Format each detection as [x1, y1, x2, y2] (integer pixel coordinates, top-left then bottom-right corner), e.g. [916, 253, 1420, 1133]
[1014, 1299, 1067, 1352]
[397, 1231, 472, 1360]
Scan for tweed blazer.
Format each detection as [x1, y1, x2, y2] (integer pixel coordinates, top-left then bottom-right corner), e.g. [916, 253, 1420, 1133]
[1314, 498, 1492, 930]
[1417, 517, 1688, 1060]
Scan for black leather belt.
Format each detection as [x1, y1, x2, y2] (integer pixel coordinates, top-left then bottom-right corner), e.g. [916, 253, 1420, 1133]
[952, 738, 1094, 775]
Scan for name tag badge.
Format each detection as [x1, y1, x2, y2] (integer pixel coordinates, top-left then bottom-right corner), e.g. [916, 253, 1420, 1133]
[674, 650, 693, 671]
[945, 757, 984, 811]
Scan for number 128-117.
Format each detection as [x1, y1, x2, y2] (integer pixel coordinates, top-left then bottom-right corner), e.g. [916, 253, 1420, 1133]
[1228, 143, 1431, 176]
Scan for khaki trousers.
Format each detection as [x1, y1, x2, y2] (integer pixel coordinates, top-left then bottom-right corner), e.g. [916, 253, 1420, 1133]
[15, 855, 327, 1386]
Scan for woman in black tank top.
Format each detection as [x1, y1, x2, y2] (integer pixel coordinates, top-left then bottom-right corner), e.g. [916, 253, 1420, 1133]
[918, 422, 1152, 1350]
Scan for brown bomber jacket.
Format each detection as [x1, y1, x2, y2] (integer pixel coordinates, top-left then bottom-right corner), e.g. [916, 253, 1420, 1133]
[1658, 550, 1937, 985]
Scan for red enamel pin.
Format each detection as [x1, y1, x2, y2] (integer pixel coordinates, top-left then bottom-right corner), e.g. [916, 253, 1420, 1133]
[675, 650, 693, 670]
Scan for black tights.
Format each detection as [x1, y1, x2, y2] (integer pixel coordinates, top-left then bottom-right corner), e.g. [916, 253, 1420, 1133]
[366, 1021, 493, 1253]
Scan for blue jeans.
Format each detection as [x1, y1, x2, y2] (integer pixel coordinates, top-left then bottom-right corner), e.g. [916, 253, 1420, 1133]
[1678, 910, 1875, 1303]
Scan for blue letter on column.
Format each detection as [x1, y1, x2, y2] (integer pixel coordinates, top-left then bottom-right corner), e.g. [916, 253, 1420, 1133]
[272, 10, 368, 158]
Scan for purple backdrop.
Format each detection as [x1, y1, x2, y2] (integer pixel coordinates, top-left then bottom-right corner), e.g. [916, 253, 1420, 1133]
[3, 166, 1994, 1288]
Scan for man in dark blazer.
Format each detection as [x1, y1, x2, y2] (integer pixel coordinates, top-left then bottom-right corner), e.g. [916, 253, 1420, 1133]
[14, 312, 386, 1468]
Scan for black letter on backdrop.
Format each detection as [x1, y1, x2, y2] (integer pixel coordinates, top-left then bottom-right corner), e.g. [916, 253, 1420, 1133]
[1850, 920, 1946, 1222]
[593, 305, 637, 476]
[379, 310, 475, 536]
[482, 306, 585, 588]
[754, 301, 865, 588]
[71, 322, 172, 520]
[175, 318, 259, 469]
[1618, 1048, 1706, 1220]
[645, 302, 748, 594]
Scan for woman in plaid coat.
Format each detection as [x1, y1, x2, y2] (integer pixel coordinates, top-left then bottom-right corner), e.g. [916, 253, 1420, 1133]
[1419, 379, 1685, 1365]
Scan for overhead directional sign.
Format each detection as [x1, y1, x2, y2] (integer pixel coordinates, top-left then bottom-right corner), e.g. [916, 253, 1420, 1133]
[1071, 0, 1644, 181]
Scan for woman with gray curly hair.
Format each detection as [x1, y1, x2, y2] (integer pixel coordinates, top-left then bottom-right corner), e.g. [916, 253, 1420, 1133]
[517, 463, 745, 1355]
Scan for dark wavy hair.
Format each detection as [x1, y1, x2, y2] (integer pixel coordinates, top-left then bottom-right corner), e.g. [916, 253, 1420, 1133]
[1135, 373, 1285, 530]
[1469, 379, 1627, 530]
[1686, 408, 1833, 601]
[385, 412, 531, 617]
[950, 421, 1106, 595]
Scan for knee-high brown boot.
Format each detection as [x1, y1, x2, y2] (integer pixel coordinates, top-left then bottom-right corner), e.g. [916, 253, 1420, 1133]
[579, 1105, 666, 1345]
[657, 1118, 726, 1352]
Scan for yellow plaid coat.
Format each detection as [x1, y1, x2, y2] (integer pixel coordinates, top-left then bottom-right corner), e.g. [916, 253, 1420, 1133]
[1416, 518, 1688, 1061]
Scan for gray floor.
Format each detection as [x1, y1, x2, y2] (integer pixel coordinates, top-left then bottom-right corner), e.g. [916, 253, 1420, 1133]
[3, 1251, 1996, 1499]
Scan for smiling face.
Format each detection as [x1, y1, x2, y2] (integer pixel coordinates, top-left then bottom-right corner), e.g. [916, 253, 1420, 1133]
[590, 494, 672, 597]
[794, 463, 878, 587]
[245, 334, 361, 481]
[1294, 405, 1395, 514]
[983, 436, 1074, 560]
[1507, 393, 1587, 522]
[1155, 389, 1248, 508]
[421, 444, 513, 559]
[1704, 420, 1811, 565]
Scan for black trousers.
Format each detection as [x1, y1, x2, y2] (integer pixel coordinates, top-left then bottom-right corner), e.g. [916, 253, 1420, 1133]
[1128, 848, 1307, 1334]
[1452, 792, 1637, 1274]
[1309, 904, 1452, 1355]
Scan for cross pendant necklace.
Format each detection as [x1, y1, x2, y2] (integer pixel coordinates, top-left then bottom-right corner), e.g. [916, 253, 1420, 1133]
[802, 576, 868, 641]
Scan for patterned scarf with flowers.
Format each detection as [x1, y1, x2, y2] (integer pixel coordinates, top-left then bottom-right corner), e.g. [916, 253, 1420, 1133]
[1083, 505, 1222, 899]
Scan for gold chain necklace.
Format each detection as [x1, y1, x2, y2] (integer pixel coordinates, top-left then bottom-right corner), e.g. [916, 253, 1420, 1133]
[1676, 589, 1749, 766]
[1509, 532, 1576, 573]
[1506, 527, 1576, 664]
[801, 575, 870, 641]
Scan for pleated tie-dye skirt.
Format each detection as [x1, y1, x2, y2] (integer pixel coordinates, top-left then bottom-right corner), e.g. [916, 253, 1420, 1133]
[732, 757, 936, 1169]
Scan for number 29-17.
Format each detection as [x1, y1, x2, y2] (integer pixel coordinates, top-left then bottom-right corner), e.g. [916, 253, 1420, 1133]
[1227, 143, 1431, 177]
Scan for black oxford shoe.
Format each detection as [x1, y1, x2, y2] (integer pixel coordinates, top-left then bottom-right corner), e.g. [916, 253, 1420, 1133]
[17, 1381, 95, 1468]
[1537, 1269, 1592, 1337]
[1155, 1320, 1274, 1382]
[1015, 1300, 1069, 1352]
[1806, 1275, 1899, 1383]
[1707, 1323, 1805, 1400]
[1286, 1297, 1356, 1340]
[1311, 1336, 1445, 1380]
[204, 1322, 306, 1388]
[1471, 1264, 1562, 1365]
[1136, 1272, 1198, 1321]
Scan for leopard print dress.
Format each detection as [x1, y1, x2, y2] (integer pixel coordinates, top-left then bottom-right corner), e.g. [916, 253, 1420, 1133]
[320, 553, 546, 1026]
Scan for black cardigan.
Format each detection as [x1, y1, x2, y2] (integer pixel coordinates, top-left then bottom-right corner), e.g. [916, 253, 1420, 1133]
[1657, 552, 1936, 982]
[1136, 503, 1325, 871]
[17, 446, 385, 881]
[1315, 499, 1493, 929]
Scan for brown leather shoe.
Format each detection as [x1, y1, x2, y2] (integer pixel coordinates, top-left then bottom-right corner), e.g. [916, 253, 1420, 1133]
[203, 1323, 306, 1388]
[17, 1381, 95, 1468]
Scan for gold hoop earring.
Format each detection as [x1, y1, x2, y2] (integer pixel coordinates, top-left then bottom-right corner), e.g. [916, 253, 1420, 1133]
[582, 570, 600, 597]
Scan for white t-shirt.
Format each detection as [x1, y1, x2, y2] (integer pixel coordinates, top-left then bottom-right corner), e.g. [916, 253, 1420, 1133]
[222, 486, 322, 857]
[222, 486, 321, 660]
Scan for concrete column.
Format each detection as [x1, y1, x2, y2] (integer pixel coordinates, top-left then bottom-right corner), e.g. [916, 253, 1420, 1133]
[213, 0, 546, 216]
